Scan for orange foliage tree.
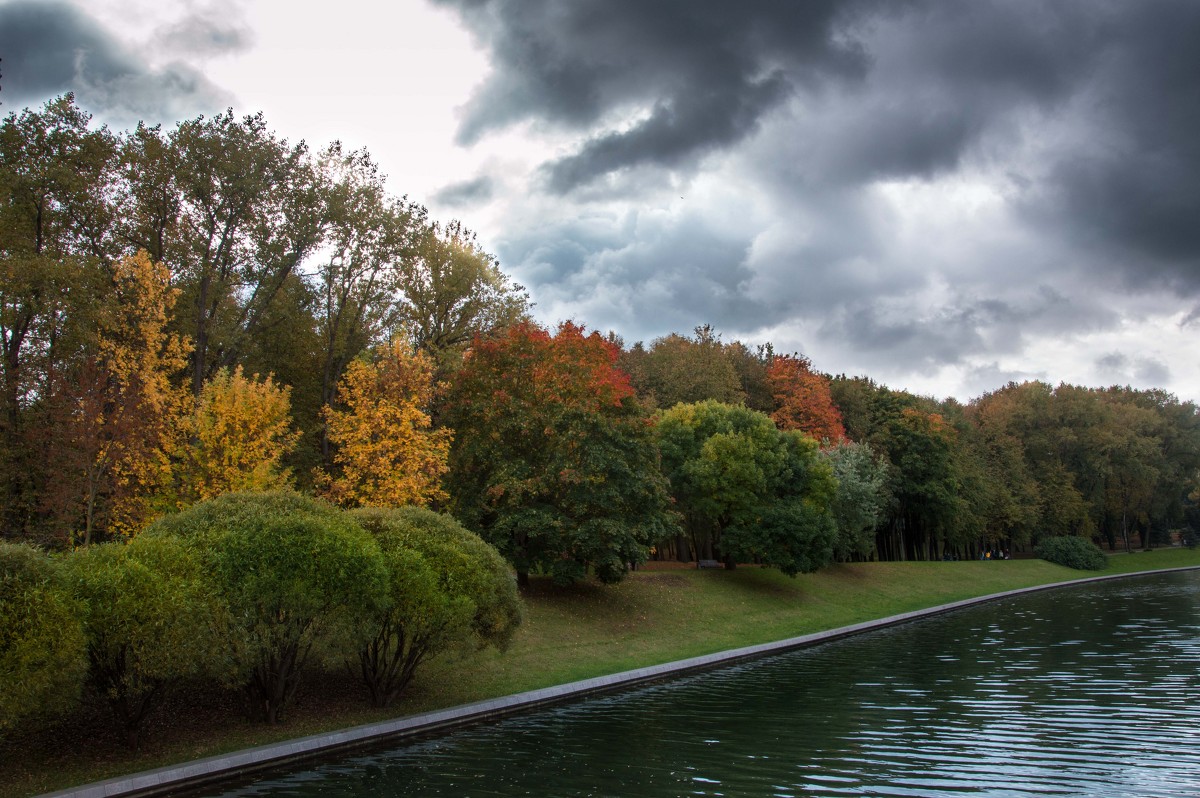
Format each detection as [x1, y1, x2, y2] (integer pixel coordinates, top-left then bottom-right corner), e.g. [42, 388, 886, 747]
[443, 321, 676, 585]
[766, 354, 846, 443]
[318, 340, 451, 508]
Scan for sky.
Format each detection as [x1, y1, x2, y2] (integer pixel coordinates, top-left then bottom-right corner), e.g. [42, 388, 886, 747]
[2, 0, 1199, 403]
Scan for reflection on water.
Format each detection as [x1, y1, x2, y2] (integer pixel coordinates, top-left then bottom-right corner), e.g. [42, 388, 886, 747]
[204, 571, 1200, 797]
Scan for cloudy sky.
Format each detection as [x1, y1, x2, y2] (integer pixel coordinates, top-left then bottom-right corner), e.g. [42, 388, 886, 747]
[3, 0, 1198, 402]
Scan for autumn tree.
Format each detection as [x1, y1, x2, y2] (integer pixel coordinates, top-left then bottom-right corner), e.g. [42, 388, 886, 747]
[169, 366, 300, 505]
[52, 252, 191, 543]
[632, 325, 745, 409]
[319, 340, 452, 508]
[121, 110, 323, 394]
[767, 354, 846, 443]
[444, 322, 676, 585]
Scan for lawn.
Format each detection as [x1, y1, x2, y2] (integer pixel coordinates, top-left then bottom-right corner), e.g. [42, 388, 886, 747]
[4, 548, 1198, 798]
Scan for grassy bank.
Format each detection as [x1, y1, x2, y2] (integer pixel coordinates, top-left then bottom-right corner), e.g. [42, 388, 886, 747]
[5, 548, 1200, 798]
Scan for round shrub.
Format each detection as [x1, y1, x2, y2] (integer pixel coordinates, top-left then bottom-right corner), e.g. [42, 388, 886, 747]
[0, 543, 86, 732]
[145, 491, 387, 723]
[1034, 535, 1108, 570]
[349, 506, 522, 706]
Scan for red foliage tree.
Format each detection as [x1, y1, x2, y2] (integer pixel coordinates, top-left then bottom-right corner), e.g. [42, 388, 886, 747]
[766, 354, 846, 443]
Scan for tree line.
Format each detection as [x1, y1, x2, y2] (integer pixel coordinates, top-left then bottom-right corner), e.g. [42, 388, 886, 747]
[3, 95, 1199, 565]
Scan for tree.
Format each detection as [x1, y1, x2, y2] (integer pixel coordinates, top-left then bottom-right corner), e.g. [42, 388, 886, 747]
[349, 507, 521, 707]
[319, 340, 452, 508]
[396, 221, 530, 374]
[0, 95, 118, 539]
[822, 440, 891, 561]
[62, 535, 216, 750]
[655, 401, 837, 575]
[633, 326, 745, 408]
[0, 542, 86, 732]
[767, 354, 846, 442]
[125, 110, 323, 394]
[169, 366, 300, 505]
[444, 321, 676, 585]
[55, 251, 191, 543]
[144, 491, 386, 724]
[311, 143, 426, 459]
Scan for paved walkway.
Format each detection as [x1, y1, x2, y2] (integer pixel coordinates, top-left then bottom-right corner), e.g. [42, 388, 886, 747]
[41, 566, 1200, 798]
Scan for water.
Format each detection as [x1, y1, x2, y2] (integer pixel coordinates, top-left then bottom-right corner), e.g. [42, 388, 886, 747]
[204, 571, 1200, 797]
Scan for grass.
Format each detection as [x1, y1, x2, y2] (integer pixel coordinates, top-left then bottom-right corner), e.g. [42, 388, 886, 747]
[4, 547, 1199, 798]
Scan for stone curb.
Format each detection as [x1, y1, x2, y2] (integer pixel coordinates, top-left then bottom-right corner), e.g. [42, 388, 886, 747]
[40, 565, 1200, 798]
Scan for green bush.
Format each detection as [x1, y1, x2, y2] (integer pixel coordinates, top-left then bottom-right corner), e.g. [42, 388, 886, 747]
[0, 543, 86, 732]
[63, 536, 216, 750]
[145, 491, 387, 723]
[1034, 535, 1108, 570]
[350, 507, 523, 707]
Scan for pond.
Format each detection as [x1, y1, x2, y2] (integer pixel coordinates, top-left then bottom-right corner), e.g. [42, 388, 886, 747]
[203, 570, 1200, 797]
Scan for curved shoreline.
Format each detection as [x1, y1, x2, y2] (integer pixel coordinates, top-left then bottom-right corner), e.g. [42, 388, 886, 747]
[41, 565, 1200, 798]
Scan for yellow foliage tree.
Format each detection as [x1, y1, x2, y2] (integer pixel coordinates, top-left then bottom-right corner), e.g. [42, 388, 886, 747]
[319, 340, 451, 508]
[79, 251, 191, 542]
[171, 366, 300, 504]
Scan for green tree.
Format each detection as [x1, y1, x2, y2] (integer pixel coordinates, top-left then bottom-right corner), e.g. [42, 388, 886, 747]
[655, 401, 837, 575]
[62, 535, 216, 750]
[145, 492, 386, 723]
[349, 507, 521, 707]
[397, 221, 530, 374]
[822, 440, 891, 561]
[0, 543, 86, 732]
[634, 326, 745, 408]
[444, 322, 676, 585]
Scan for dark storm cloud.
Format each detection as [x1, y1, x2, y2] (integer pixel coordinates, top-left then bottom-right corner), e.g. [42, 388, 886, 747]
[433, 0, 870, 192]
[0, 0, 230, 123]
[433, 175, 495, 207]
[442, 0, 1200, 395]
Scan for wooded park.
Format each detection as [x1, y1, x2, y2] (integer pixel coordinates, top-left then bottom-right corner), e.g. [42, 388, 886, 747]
[3, 95, 1200, 758]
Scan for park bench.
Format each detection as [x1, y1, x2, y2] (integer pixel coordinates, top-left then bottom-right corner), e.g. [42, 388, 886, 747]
[697, 559, 721, 569]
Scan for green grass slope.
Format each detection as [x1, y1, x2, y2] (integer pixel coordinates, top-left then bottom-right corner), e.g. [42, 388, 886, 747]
[4, 549, 1198, 798]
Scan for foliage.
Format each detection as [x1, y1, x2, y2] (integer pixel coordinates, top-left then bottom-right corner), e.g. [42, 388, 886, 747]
[60, 251, 191, 542]
[655, 401, 837, 575]
[767, 354, 846, 442]
[0, 543, 86, 733]
[170, 366, 300, 505]
[632, 325, 745, 408]
[822, 440, 892, 561]
[319, 340, 452, 508]
[144, 492, 387, 723]
[1033, 535, 1109, 571]
[397, 221, 530, 374]
[445, 321, 677, 585]
[348, 506, 521, 706]
[62, 536, 216, 749]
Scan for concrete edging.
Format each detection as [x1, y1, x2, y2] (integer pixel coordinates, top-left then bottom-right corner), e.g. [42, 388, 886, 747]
[40, 564, 1200, 798]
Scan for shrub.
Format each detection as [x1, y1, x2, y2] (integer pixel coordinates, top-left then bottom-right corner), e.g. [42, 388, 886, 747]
[145, 491, 387, 723]
[1034, 535, 1108, 571]
[349, 506, 522, 707]
[0, 543, 86, 732]
[63, 536, 216, 749]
